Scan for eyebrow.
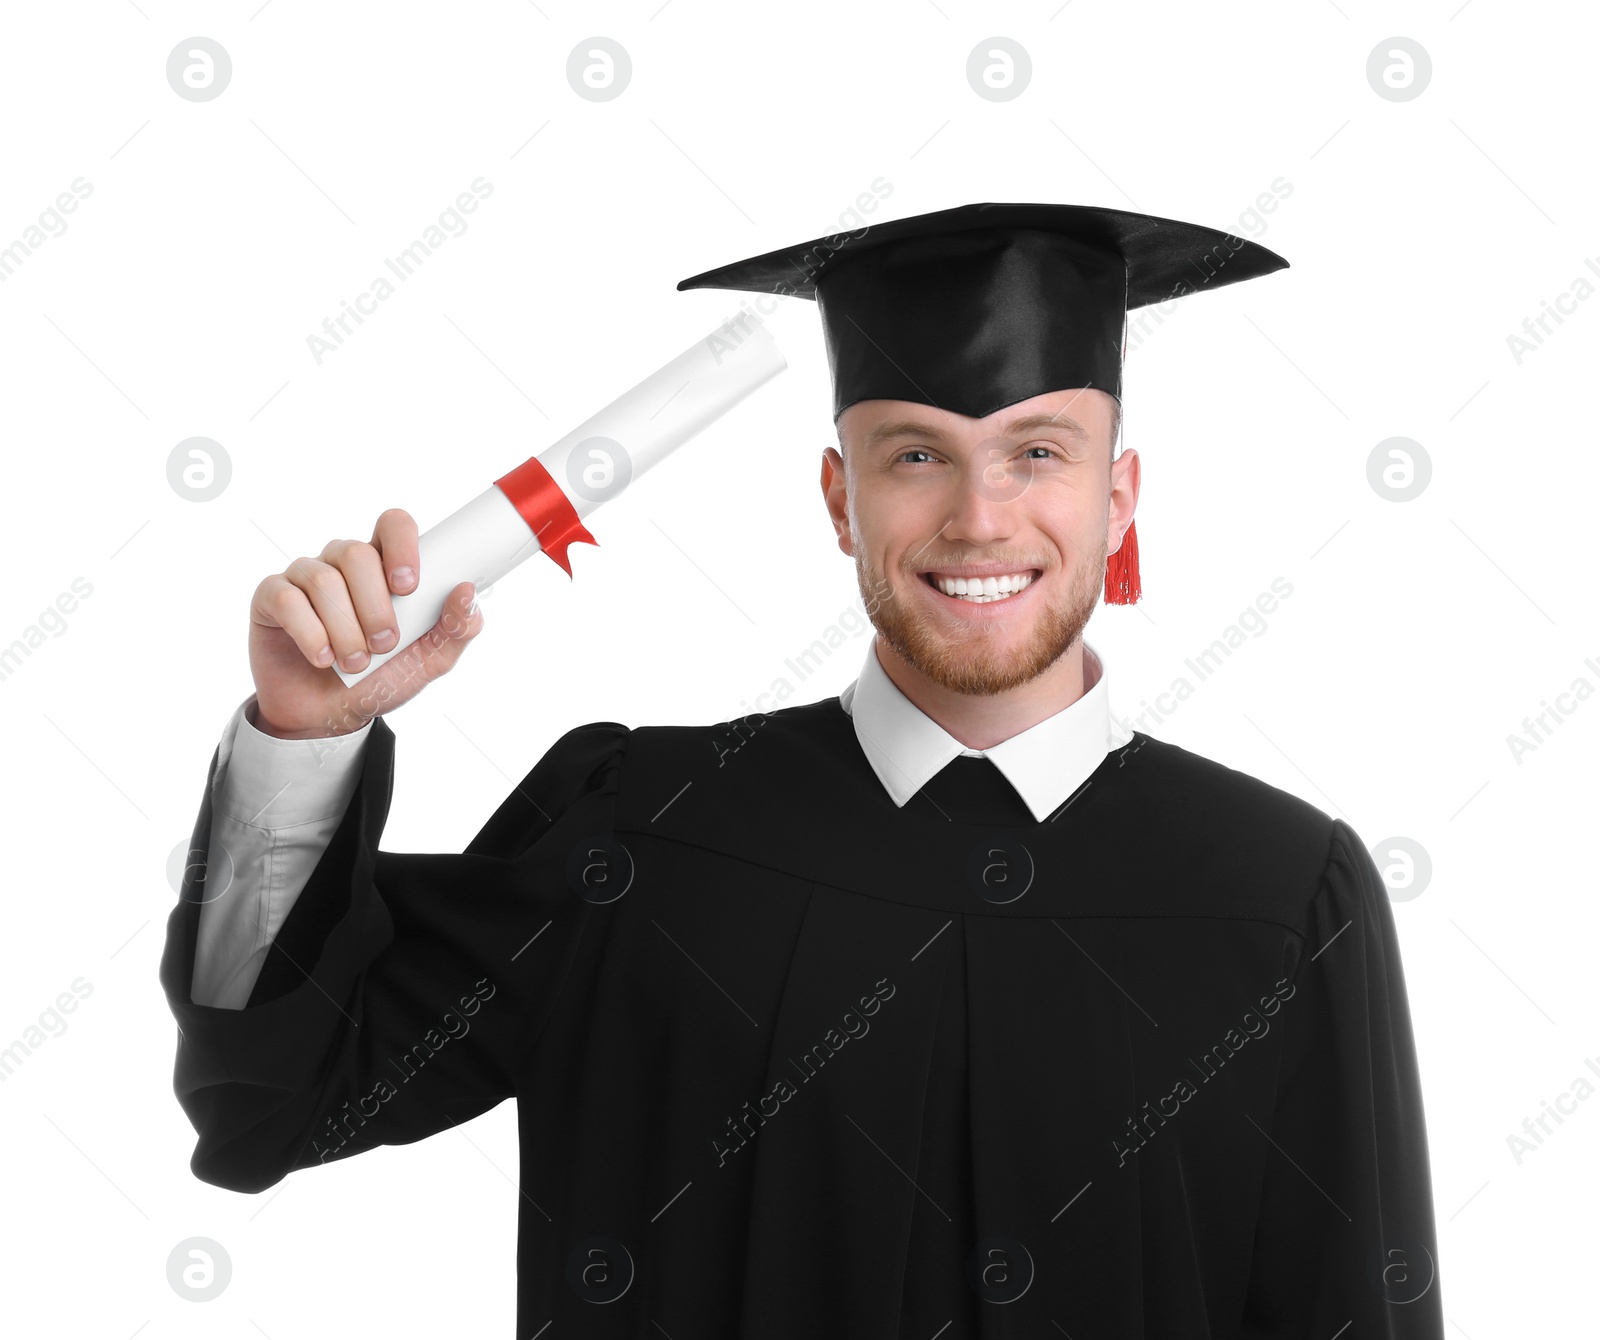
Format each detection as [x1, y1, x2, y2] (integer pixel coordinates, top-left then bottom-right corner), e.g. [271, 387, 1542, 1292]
[862, 411, 1091, 451]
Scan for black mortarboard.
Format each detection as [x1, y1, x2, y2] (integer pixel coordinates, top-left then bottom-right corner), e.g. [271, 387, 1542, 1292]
[676, 201, 1289, 424]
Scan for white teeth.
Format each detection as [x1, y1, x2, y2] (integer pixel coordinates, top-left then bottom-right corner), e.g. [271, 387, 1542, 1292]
[927, 571, 1035, 603]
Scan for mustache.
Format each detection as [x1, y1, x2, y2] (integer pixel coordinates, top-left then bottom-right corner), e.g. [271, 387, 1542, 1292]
[906, 558, 1047, 573]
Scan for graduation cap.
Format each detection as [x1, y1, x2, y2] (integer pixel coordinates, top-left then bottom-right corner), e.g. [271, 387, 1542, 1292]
[677, 201, 1290, 603]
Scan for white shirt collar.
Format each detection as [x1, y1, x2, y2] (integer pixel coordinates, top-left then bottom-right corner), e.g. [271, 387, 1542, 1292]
[838, 637, 1134, 823]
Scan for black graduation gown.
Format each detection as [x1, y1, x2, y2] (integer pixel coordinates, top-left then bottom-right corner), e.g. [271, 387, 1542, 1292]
[161, 694, 1445, 1338]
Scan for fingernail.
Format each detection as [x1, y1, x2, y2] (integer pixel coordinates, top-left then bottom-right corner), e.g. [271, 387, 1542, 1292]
[392, 566, 416, 591]
[370, 628, 397, 651]
[342, 650, 368, 671]
[316, 645, 334, 665]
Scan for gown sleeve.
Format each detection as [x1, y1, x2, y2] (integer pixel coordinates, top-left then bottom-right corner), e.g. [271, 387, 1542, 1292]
[159, 712, 629, 1194]
[1240, 818, 1445, 1338]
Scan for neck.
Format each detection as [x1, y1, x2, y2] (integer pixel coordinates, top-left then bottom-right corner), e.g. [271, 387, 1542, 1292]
[871, 634, 1091, 752]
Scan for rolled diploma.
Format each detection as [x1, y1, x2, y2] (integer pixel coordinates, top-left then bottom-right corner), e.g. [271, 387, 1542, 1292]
[337, 317, 785, 687]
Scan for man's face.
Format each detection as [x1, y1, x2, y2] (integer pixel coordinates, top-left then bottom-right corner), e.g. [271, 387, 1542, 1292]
[821, 387, 1137, 696]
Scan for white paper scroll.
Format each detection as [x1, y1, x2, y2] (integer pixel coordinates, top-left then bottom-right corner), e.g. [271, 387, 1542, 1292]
[336, 316, 786, 687]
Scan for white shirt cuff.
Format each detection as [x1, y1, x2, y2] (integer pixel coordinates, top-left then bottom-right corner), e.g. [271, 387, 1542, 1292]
[215, 693, 375, 825]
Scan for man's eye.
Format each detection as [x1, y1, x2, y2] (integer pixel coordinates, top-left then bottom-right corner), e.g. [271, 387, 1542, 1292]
[895, 445, 1061, 466]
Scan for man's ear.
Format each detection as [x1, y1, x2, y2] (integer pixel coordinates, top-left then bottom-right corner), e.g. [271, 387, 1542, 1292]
[1107, 446, 1140, 552]
[820, 446, 853, 557]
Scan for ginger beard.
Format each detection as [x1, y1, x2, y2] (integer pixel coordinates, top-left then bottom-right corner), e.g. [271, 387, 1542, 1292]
[853, 527, 1109, 697]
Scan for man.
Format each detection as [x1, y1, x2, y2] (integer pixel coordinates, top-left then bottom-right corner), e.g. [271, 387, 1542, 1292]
[162, 202, 1445, 1338]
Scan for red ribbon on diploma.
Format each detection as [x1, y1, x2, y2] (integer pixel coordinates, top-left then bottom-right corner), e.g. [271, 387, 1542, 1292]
[493, 457, 600, 579]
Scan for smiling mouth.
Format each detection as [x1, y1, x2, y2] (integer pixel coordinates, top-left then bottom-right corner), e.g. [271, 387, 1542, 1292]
[921, 569, 1040, 604]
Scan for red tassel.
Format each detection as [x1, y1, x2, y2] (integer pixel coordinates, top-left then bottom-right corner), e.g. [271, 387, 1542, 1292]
[1104, 518, 1141, 605]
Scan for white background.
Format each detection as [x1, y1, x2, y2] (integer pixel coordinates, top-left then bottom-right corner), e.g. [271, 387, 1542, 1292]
[0, 1, 1594, 1335]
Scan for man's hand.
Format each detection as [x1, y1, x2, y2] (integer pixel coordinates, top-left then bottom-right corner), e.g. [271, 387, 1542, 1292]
[247, 508, 484, 739]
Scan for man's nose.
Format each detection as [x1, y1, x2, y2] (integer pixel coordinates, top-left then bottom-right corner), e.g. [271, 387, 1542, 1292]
[939, 452, 1029, 542]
